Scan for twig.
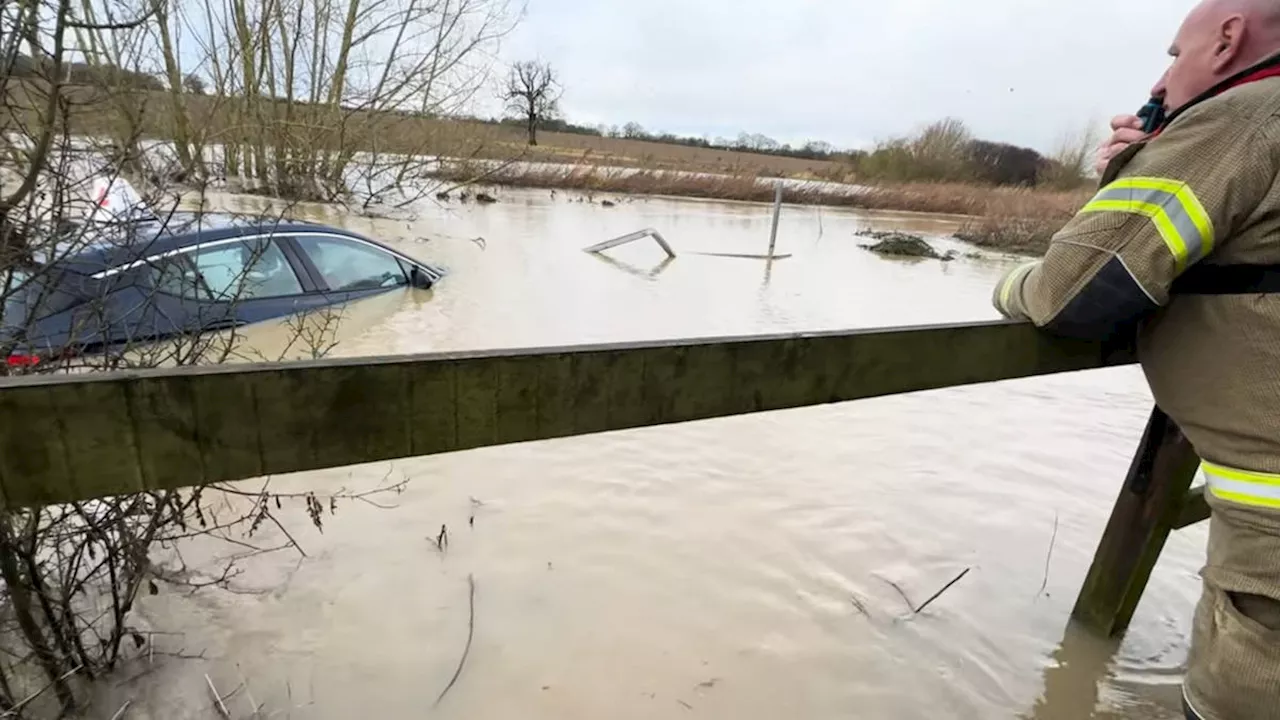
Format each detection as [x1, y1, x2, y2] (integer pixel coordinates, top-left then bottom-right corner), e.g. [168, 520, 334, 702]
[678, 700, 693, 710]
[1037, 512, 1060, 598]
[913, 567, 972, 615]
[433, 574, 476, 707]
[878, 576, 914, 611]
[849, 593, 869, 617]
[353, 495, 401, 511]
[110, 700, 131, 720]
[237, 663, 260, 716]
[206, 674, 231, 718]
[430, 524, 449, 553]
[264, 510, 307, 558]
[0, 664, 83, 717]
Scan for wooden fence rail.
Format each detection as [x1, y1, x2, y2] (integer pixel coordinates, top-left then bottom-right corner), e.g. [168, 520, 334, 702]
[0, 318, 1209, 636]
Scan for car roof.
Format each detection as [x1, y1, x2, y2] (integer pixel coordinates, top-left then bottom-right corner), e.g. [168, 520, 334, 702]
[48, 212, 365, 276]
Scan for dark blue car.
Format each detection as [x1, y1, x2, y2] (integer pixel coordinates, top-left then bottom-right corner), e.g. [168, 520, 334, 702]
[2, 212, 445, 364]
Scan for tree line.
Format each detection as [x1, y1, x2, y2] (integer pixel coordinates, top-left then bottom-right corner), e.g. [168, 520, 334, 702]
[481, 112, 1097, 189]
[484, 60, 1097, 190]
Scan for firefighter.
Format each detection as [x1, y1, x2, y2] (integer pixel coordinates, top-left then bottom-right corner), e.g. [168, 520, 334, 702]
[992, 0, 1280, 717]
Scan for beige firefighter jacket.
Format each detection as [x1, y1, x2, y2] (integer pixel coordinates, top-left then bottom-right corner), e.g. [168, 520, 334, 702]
[992, 69, 1280, 719]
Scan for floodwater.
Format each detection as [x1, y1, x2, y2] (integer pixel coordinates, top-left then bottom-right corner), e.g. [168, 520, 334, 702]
[101, 188, 1207, 719]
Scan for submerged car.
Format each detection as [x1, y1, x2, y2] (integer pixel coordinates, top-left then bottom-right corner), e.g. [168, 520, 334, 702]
[2, 211, 445, 363]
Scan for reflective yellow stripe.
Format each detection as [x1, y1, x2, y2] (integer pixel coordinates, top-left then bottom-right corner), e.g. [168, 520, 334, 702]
[1115, 177, 1214, 253]
[997, 261, 1037, 315]
[1080, 198, 1187, 265]
[1201, 461, 1280, 510]
[1079, 176, 1216, 273]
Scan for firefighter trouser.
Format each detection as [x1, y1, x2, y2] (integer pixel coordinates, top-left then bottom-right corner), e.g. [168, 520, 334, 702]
[1182, 462, 1280, 719]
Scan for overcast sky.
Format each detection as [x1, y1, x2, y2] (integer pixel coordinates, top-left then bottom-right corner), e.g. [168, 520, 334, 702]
[490, 0, 1196, 154]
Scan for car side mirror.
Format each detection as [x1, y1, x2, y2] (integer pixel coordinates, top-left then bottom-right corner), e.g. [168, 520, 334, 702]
[409, 266, 434, 289]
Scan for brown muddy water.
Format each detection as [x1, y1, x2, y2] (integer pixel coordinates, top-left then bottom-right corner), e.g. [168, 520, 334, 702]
[96, 188, 1205, 719]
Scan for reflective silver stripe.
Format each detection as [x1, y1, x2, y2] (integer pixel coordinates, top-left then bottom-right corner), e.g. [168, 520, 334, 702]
[1091, 185, 1209, 264]
[1183, 683, 1205, 720]
[1079, 176, 1215, 273]
[1201, 462, 1280, 509]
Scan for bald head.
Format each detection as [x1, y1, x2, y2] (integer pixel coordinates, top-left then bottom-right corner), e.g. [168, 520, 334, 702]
[1151, 0, 1280, 112]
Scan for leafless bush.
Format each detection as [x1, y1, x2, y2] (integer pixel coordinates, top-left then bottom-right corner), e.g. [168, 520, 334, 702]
[1037, 120, 1103, 190]
[0, 2, 429, 715]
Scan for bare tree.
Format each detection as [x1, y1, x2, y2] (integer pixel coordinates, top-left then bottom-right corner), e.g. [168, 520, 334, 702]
[1038, 118, 1104, 189]
[0, 2, 446, 714]
[501, 59, 561, 146]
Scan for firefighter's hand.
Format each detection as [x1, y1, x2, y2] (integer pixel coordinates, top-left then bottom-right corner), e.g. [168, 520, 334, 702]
[1095, 115, 1148, 176]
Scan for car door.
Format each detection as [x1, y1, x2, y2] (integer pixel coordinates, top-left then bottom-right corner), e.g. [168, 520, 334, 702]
[146, 236, 328, 336]
[285, 234, 413, 304]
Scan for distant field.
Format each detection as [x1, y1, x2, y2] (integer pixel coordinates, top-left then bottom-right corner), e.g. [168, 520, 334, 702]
[490, 131, 843, 179]
[2, 83, 842, 180]
[5, 83, 1077, 254]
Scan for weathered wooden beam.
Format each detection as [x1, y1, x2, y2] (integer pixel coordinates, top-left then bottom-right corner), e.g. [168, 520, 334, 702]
[1173, 485, 1211, 530]
[0, 319, 1134, 508]
[1071, 406, 1202, 636]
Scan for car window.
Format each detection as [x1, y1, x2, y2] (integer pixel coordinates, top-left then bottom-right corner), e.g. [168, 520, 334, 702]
[1, 269, 32, 335]
[1, 267, 94, 331]
[152, 238, 303, 301]
[294, 235, 408, 292]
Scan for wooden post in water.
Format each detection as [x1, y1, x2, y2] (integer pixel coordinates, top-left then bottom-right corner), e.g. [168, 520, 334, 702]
[1071, 406, 1202, 636]
[767, 183, 782, 258]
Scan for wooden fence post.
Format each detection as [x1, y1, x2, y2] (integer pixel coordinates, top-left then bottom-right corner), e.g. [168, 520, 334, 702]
[767, 183, 782, 258]
[1071, 406, 1202, 636]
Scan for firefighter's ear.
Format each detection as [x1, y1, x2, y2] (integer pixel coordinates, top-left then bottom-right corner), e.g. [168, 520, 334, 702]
[1213, 15, 1245, 70]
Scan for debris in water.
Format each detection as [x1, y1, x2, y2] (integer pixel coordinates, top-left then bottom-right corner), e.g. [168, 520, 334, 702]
[601, 199, 617, 207]
[913, 567, 973, 615]
[856, 230, 956, 261]
[433, 574, 477, 707]
[206, 674, 231, 718]
[875, 567, 973, 615]
[236, 663, 261, 716]
[678, 699, 694, 710]
[1036, 512, 1060, 599]
[430, 524, 449, 552]
[475, 192, 498, 204]
[877, 575, 915, 611]
[850, 593, 869, 617]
